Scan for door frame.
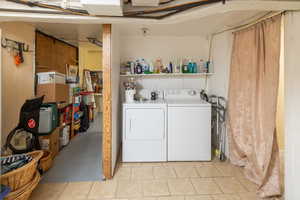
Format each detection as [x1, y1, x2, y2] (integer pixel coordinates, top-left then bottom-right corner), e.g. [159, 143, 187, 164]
[102, 24, 112, 179]
[0, 28, 2, 142]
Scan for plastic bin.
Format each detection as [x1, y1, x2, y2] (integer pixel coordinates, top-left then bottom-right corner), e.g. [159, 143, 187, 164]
[38, 104, 58, 135]
[37, 72, 66, 84]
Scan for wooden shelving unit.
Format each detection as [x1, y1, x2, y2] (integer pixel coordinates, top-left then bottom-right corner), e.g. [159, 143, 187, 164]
[120, 73, 214, 78]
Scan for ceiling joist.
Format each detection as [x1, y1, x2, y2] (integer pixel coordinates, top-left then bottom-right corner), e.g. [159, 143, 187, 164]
[4, 0, 225, 20]
[124, 0, 224, 19]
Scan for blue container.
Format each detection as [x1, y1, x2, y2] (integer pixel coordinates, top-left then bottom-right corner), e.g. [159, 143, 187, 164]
[188, 61, 193, 73]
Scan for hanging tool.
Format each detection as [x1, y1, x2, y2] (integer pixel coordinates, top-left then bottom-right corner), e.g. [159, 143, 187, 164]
[1, 38, 29, 66]
[14, 43, 24, 66]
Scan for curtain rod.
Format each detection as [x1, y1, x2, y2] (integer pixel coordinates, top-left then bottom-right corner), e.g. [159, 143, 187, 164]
[212, 11, 284, 36]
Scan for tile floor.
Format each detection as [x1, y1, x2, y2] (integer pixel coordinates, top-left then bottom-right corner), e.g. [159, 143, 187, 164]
[30, 159, 283, 200]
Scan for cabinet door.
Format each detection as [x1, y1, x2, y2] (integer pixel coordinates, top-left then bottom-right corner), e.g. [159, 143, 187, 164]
[125, 108, 165, 141]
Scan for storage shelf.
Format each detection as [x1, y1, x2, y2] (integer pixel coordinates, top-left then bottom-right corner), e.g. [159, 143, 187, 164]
[120, 73, 213, 78]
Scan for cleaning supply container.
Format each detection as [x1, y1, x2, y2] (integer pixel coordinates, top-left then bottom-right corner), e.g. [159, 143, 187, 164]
[125, 89, 136, 103]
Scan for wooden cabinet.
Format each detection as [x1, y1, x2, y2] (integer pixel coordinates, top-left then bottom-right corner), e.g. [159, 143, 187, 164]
[36, 31, 78, 74]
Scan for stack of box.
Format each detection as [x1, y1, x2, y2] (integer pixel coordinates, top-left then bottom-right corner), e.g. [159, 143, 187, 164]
[36, 72, 70, 157]
[36, 72, 69, 103]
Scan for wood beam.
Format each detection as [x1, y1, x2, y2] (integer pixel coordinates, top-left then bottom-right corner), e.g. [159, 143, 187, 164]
[102, 24, 112, 179]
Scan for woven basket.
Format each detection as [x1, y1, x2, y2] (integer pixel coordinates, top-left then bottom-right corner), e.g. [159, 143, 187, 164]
[1, 151, 43, 191]
[4, 171, 41, 200]
[39, 150, 53, 173]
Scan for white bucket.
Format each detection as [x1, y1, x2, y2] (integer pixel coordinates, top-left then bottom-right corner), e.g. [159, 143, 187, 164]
[125, 89, 136, 103]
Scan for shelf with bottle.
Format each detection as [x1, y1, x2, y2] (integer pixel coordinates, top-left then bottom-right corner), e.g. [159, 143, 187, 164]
[120, 72, 213, 77]
[120, 58, 213, 77]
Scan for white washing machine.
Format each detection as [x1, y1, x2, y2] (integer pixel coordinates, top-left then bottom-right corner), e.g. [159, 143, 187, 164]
[122, 97, 167, 162]
[165, 89, 212, 161]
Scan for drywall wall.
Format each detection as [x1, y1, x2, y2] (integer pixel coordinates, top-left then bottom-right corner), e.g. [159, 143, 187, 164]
[0, 22, 35, 145]
[209, 31, 233, 158]
[284, 11, 300, 200]
[120, 36, 210, 90]
[209, 32, 233, 98]
[79, 42, 102, 85]
[111, 24, 121, 174]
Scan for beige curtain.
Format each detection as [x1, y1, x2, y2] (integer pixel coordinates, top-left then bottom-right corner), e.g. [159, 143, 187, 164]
[228, 15, 282, 198]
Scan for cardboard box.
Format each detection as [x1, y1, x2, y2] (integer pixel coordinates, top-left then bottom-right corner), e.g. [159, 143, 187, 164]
[37, 83, 69, 103]
[37, 71, 66, 84]
[39, 127, 59, 158]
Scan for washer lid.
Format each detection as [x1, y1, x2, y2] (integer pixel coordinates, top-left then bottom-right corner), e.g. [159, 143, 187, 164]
[166, 99, 211, 107]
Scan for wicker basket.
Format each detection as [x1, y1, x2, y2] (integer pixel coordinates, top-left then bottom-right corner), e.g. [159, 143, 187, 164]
[4, 171, 41, 200]
[39, 150, 53, 173]
[1, 151, 43, 191]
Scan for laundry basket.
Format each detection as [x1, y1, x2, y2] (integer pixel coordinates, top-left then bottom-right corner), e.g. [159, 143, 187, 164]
[39, 150, 53, 173]
[1, 151, 43, 191]
[4, 171, 41, 200]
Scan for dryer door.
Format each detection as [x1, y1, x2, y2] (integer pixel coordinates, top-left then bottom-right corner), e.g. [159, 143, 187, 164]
[125, 108, 165, 140]
[123, 107, 166, 162]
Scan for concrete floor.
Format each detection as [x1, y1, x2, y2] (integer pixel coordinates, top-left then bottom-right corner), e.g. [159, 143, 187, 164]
[42, 114, 103, 182]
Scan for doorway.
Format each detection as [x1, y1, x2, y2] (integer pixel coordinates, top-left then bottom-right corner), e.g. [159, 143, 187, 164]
[33, 23, 105, 182]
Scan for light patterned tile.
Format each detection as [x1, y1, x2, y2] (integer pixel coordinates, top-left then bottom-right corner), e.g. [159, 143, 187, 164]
[214, 177, 247, 194]
[157, 196, 185, 200]
[236, 176, 258, 192]
[30, 183, 67, 200]
[88, 180, 117, 199]
[173, 166, 199, 178]
[121, 162, 142, 167]
[196, 166, 223, 178]
[163, 162, 203, 167]
[132, 167, 154, 180]
[116, 180, 143, 198]
[168, 179, 196, 195]
[114, 166, 132, 180]
[154, 166, 177, 179]
[130, 198, 157, 200]
[191, 178, 222, 195]
[238, 192, 260, 200]
[59, 182, 93, 200]
[185, 195, 213, 200]
[215, 164, 244, 177]
[142, 180, 170, 197]
[141, 162, 164, 167]
[212, 194, 241, 200]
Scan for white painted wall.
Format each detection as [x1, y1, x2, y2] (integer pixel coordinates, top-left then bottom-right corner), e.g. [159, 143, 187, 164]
[284, 11, 300, 200]
[209, 31, 233, 158]
[209, 32, 233, 98]
[0, 22, 35, 146]
[111, 24, 121, 174]
[120, 36, 210, 90]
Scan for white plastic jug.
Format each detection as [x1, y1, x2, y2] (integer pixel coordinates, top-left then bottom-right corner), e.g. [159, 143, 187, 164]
[125, 89, 136, 103]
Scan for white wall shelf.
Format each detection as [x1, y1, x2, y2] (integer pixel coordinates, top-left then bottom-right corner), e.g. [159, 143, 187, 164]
[120, 73, 214, 78]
